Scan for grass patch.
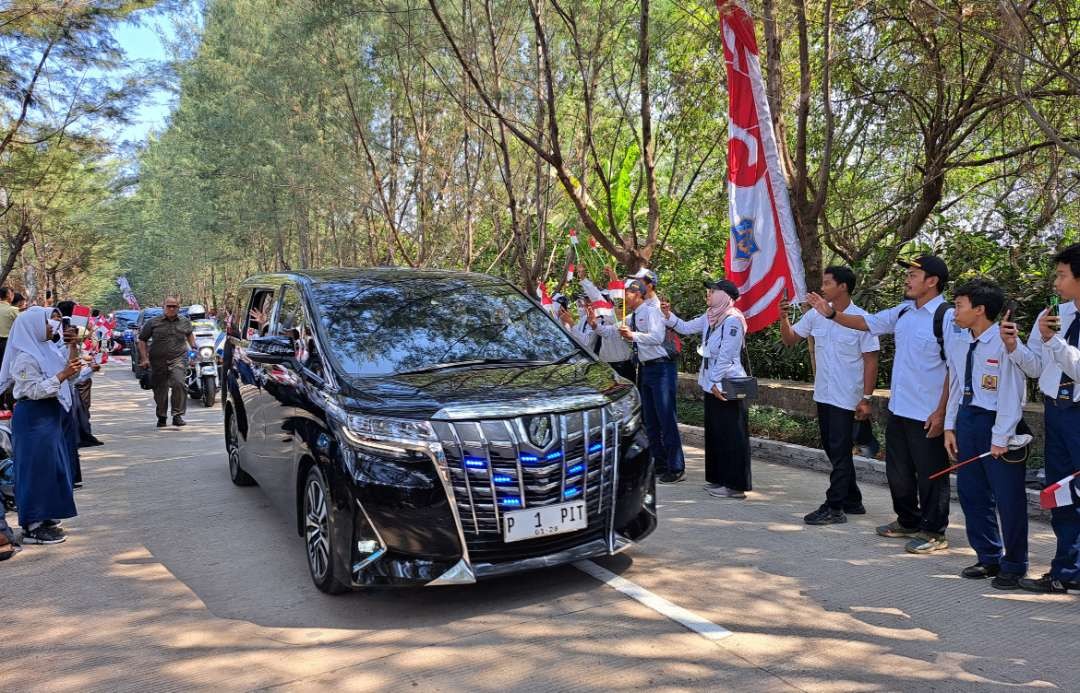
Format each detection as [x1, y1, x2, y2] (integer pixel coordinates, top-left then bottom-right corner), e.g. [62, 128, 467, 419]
[677, 398, 821, 448]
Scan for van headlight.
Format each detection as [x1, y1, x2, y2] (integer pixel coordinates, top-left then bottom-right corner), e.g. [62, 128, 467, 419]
[606, 389, 641, 433]
[326, 400, 437, 460]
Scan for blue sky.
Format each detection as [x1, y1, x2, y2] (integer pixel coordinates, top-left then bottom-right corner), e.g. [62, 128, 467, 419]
[110, 12, 182, 145]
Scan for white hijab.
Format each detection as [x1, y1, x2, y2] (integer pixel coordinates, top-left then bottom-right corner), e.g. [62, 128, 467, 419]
[0, 306, 72, 411]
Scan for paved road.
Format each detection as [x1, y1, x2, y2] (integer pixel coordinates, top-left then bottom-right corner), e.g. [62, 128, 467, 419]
[2, 361, 1077, 692]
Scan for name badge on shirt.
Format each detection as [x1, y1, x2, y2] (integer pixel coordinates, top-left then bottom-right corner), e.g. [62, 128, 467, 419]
[981, 374, 998, 392]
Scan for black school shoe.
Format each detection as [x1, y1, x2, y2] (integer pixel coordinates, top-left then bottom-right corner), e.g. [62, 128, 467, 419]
[843, 503, 867, 515]
[172, 415, 187, 427]
[804, 505, 847, 525]
[1018, 573, 1077, 594]
[157, 417, 167, 428]
[658, 471, 685, 484]
[960, 562, 1000, 579]
[21, 525, 66, 545]
[991, 573, 1023, 590]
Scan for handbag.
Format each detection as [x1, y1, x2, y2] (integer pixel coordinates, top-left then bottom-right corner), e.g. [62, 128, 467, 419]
[711, 321, 758, 401]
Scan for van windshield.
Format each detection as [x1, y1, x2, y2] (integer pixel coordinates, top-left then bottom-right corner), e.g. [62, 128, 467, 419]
[310, 277, 582, 377]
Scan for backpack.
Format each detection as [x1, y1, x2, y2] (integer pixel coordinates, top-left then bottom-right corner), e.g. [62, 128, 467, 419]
[897, 302, 952, 361]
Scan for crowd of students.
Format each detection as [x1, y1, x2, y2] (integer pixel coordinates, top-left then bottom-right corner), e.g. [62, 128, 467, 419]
[553, 243, 1080, 596]
[0, 292, 104, 560]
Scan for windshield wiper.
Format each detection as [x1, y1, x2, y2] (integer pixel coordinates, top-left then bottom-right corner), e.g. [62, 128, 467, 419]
[396, 354, 579, 376]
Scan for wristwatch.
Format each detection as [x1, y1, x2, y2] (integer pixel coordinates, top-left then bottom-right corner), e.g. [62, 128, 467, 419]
[826, 308, 838, 320]
[861, 395, 873, 402]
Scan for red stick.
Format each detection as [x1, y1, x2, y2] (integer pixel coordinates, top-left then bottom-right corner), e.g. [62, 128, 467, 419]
[929, 451, 992, 480]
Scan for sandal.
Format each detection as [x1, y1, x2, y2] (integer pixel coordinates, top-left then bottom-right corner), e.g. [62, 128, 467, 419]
[0, 533, 17, 561]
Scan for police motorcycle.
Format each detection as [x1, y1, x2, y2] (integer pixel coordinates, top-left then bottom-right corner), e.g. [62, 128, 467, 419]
[185, 305, 222, 408]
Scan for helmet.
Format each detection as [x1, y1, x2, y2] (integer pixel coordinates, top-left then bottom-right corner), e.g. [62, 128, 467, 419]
[187, 303, 206, 319]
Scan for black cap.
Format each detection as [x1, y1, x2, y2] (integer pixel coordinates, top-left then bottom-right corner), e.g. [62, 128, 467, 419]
[897, 255, 949, 285]
[703, 278, 739, 299]
[625, 280, 648, 295]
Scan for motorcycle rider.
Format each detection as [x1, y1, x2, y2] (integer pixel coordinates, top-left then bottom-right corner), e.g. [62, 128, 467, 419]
[138, 297, 195, 428]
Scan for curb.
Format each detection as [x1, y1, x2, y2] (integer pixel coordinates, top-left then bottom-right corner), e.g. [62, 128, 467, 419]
[676, 423, 1050, 521]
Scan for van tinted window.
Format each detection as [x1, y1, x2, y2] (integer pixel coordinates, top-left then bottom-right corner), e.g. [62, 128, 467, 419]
[310, 278, 580, 376]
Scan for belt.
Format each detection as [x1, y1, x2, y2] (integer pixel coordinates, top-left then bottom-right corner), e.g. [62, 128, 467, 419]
[640, 356, 672, 366]
[1044, 394, 1080, 410]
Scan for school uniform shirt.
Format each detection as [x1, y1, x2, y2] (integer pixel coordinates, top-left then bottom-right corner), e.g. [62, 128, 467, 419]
[792, 303, 880, 411]
[664, 312, 746, 393]
[625, 301, 668, 362]
[944, 325, 1026, 447]
[11, 351, 65, 401]
[580, 279, 633, 363]
[863, 294, 956, 421]
[1008, 301, 1080, 403]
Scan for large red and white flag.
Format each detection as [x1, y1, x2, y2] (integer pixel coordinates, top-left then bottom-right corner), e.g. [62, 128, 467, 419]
[717, 0, 806, 332]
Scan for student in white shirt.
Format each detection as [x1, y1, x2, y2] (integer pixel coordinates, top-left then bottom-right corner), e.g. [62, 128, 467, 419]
[663, 279, 751, 498]
[781, 266, 880, 524]
[806, 254, 954, 554]
[578, 266, 635, 381]
[1002, 243, 1080, 594]
[944, 280, 1028, 590]
[619, 280, 684, 483]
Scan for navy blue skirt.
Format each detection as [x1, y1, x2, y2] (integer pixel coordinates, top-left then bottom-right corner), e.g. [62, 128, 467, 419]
[13, 397, 77, 527]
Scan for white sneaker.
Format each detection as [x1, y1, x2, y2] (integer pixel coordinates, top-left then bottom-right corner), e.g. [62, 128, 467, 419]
[707, 486, 746, 499]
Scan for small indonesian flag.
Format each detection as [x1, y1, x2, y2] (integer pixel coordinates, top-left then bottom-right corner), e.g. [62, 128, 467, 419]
[607, 280, 625, 300]
[569, 228, 579, 245]
[537, 282, 555, 313]
[71, 304, 92, 329]
[567, 263, 575, 282]
[1040, 471, 1080, 510]
[591, 300, 615, 319]
[588, 237, 598, 250]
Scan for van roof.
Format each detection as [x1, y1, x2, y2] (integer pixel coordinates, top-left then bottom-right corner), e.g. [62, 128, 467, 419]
[238, 267, 508, 289]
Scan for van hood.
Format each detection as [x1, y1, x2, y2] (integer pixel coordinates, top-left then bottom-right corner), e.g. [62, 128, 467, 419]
[335, 360, 632, 420]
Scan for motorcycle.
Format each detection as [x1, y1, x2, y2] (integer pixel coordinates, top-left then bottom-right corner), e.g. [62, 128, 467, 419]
[186, 319, 222, 407]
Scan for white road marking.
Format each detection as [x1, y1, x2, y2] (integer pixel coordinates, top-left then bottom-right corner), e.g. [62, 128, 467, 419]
[573, 560, 733, 642]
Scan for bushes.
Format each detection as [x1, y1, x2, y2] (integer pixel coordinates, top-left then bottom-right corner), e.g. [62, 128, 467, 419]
[677, 399, 820, 448]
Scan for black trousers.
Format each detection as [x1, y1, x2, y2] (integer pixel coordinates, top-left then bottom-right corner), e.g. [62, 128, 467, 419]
[817, 403, 862, 510]
[704, 393, 751, 491]
[608, 359, 636, 383]
[885, 414, 950, 534]
[151, 360, 187, 418]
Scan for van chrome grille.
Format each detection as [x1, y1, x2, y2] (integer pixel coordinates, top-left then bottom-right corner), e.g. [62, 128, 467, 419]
[432, 408, 617, 563]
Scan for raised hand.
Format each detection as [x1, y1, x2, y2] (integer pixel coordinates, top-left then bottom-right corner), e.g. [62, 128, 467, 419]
[805, 292, 831, 316]
[999, 309, 1019, 352]
[660, 301, 671, 319]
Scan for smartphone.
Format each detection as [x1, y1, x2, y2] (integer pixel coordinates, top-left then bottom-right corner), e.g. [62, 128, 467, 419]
[1004, 300, 1019, 323]
[61, 316, 71, 328]
[1050, 294, 1060, 316]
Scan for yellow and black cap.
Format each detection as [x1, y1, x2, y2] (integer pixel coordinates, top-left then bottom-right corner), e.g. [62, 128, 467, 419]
[897, 254, 949, 285]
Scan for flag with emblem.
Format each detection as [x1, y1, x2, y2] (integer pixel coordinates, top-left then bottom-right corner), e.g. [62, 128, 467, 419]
[717, 0, 806, 332]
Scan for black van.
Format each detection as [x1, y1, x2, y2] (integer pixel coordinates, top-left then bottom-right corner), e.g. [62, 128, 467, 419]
[224, 268, 656, 593]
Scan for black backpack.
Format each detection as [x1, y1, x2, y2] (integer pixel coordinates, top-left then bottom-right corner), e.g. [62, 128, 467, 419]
[897, 302, 952, 361]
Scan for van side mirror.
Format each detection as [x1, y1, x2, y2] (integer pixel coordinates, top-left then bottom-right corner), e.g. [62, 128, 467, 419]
[247, 335, 294, 364]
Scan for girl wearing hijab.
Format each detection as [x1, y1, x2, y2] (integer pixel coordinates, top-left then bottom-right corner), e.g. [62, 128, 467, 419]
[662, 279, 752, 499]
[0, 307, 82, 544]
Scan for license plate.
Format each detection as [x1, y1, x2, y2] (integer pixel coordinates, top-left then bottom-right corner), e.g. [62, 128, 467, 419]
[502, 500, 587, 543]
[200, 366, 217, 375]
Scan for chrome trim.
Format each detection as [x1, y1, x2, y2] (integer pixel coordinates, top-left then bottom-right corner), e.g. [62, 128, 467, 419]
[581, 409, 590, 506]
[598, 408, 607, 516]
[447, 423, 479, 534]
[476, 423, 501, 524]
[472, 538, 611, 578]
[420, 441, 474, 577]
[432, 393, 610, 420]
[607, 422, 620, 553]
[611, 533, 633, 555]
[503, 420, 528, 508]
[558, 413, 568, 500]
[356, 498, 388, 550]
[427, 558, 477, 586]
